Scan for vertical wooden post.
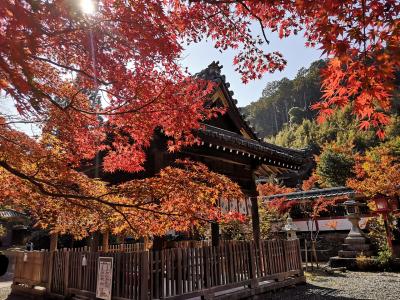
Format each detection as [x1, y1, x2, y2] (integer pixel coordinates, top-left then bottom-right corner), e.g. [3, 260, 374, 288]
[47, 232, 58, 293]
[176, 248, 183, 295]
[304, 239, 308, 272]
[202, 247, 213, 299]
[250, 197, 260, 245]
[140, 251, 149, 300]
[250, 171, 260, 245]
[63, 250, 70, 296]
[297, 239, 304, 276]
[102, 230, 109, 252]
[248, 242, 258, 289]
[211, 222, 220, 247]
[282, 240, 290, 274]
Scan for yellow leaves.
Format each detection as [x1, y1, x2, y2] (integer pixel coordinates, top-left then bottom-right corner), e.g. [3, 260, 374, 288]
[367, 201, 377, 212]
[347, 139, 400, 198]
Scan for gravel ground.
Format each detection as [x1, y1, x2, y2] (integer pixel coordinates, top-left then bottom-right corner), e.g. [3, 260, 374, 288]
[265, 270, 400, 300]
[0, 287, 11, 300]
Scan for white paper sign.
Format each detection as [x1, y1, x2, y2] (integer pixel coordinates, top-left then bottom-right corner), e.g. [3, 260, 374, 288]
[96, 257, 113, 300]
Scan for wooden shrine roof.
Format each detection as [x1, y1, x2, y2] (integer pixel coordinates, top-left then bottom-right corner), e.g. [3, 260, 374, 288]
[195, 62, 311, 171]
[260, 186, 359, 202]
[198, 124, 307, 169]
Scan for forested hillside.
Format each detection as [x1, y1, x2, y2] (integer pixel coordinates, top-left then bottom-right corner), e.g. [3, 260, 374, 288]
[255, 64, 400, 190]
[243, 60, 326, 138]
[244, 59, 400, 152]
[268, 107, 400, 151]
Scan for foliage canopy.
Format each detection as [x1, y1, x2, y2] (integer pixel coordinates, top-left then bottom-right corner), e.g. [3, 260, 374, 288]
[0, 0, 399, 235]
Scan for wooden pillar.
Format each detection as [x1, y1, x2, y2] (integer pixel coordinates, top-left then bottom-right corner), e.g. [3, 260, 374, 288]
[102, 230, 109, 252]
[49, 233, 58, 252]
[251, 197, 260, 244]
[211, 222, 220, 247]
[152, 236, 165, 251]
[90, 232, 99, 252]
[250, 171, 260, 245]
[48, 232, 58, 293]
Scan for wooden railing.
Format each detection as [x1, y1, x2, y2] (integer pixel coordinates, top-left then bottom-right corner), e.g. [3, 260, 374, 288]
[173, 240, 212, 248]
[13, 239, 304, 300]
[65, 243, 146, 252]
[99, 243, 146, 252]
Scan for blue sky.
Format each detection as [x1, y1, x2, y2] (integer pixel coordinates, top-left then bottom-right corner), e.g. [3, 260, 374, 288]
[182, 28, 323, 107]
[0, 25, 324, 136]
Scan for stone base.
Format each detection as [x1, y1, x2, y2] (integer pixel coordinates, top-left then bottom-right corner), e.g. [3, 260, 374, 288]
[344, 236, 367, 244]
[341, 243, 371, 252]
[328, 256, 358, 270]
[338, 235, 372, 258]
[338, 250, 373, 258]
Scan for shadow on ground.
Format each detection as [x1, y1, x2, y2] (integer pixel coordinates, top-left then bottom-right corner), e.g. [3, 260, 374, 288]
[258, 283, 360, 300]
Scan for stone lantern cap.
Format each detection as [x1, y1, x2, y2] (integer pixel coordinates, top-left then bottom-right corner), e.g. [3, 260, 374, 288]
[343, 199, 366, 215]
[283, 216, 298, 231]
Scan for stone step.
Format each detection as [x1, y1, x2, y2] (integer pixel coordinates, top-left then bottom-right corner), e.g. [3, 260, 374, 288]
[329, 256, 357, 269]
[71, 295, 90, 300]
[338, 250, 358, 258]
[338, 250, 373, 258]
[341, 243, 371, 251]
[344, 237, 368, 244]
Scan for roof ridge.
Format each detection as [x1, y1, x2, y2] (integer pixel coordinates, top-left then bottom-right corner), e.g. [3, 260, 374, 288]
[196, 62, 260, 140]
[261, 186, 357, 201]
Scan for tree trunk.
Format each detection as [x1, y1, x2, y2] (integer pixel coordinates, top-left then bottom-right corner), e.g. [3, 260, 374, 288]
[49, 233, 58, 252]
[211, 222, 220, 247]
[90, 232, 99, 252]
[102, 230, 109, 252]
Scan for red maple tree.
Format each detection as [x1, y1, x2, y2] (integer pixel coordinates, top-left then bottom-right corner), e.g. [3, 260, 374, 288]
[0, 0, 398, 235]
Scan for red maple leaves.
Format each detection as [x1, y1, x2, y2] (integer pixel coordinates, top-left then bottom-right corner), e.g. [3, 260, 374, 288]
[0, 0, 399, 234]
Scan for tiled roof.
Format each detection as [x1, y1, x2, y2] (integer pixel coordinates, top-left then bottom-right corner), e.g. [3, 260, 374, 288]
[200, 124, 308, 166]
[0, 209, 25, 219]
[261, 186, 357, 201]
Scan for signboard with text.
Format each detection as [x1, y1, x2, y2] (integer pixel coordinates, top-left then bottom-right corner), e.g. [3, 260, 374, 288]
[96, 257, 113, 300]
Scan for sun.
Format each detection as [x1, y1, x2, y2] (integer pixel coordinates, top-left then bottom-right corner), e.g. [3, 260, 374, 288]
[80, 0, 95, 15]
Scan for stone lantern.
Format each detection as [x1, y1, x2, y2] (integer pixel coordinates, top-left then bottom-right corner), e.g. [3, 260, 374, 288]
[339, 199, 371, 258]
[283, 215, 298, 240]
[343, 199, 365, 241]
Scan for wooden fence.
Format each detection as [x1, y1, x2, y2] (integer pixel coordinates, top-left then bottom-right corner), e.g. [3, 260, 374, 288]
[13, 251, 50, 288]
[12, 239, 304, 300]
